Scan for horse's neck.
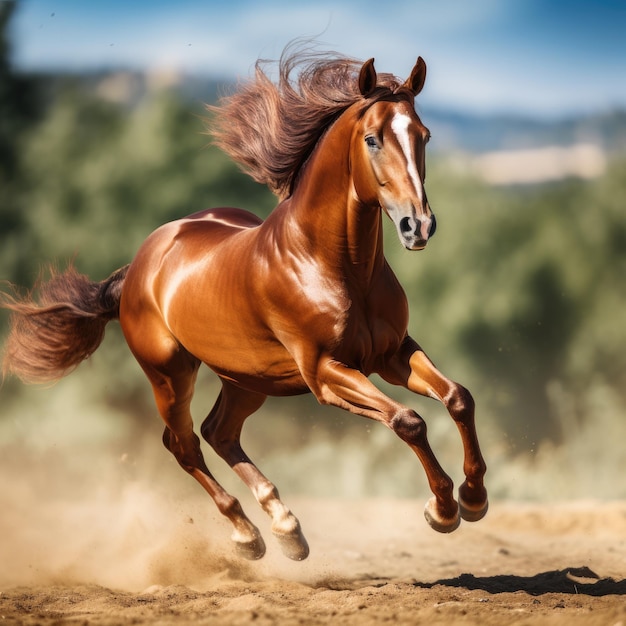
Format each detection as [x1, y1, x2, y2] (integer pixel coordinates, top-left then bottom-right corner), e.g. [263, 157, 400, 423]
[285, 112, 386, 283]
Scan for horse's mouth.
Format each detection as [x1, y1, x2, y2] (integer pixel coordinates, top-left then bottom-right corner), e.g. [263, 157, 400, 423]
[403, 238, 428, 251]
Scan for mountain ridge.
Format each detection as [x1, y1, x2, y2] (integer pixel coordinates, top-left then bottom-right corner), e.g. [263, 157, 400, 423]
[29, 69, 626, 156]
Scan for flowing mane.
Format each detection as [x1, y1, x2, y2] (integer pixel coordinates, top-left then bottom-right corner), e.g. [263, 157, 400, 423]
[207, 44, 406, 199]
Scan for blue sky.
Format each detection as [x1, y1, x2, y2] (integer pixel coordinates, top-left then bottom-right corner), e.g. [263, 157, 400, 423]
[8, 0, 626, 117]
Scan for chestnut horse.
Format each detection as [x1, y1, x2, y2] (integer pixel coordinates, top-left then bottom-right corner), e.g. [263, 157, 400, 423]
[1, 50, 487, 561]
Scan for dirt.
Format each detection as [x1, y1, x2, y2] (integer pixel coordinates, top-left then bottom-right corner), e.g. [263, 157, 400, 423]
[1, 498, 625, 625]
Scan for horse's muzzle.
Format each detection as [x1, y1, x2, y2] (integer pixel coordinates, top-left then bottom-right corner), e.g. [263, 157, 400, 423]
[400, 213, 436, 250]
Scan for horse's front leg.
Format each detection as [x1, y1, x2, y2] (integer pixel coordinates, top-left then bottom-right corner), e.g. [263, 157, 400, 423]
[310, 357, 460, 532]
[380, 336, 488, 523]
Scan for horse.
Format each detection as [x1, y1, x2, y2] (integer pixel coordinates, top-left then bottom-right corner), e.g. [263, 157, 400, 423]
[1, 48, 488, 561]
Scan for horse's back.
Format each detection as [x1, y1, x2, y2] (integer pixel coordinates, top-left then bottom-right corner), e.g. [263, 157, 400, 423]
[120, 206, 262, 331]
[129, 207, 262, 271]
[185, 207, 264, 229]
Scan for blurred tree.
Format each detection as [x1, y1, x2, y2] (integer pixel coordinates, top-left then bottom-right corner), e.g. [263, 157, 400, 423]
[0, 0, 43, 278]
[387, 160, 626, 451]
[3, 84, 275, 284]
[0, 1, 39, 175]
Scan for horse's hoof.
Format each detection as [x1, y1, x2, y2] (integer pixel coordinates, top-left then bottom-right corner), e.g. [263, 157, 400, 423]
[459, 495, 489, 522]
[234, 535, 266, 560]
[424, 496, 460, 533]
[273, 529, 310, 561]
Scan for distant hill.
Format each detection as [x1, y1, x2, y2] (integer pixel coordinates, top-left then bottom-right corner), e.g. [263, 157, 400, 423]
[30, 69, 626, 156]
[423, 107, 626, 155]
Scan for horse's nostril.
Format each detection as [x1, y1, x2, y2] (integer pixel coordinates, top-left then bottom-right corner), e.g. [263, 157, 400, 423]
[399, 217, 412, 234]
[429, 214, 437, 238]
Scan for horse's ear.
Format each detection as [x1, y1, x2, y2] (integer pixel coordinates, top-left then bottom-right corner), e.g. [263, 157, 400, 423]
[358, 58, 377, 97]
[404, 56, 427, 96]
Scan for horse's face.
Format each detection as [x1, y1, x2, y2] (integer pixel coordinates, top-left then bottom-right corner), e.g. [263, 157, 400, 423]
[353, 58, 435, 251]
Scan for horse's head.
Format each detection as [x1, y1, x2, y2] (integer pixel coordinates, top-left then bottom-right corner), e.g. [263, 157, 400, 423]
[352, 57, 435, 251]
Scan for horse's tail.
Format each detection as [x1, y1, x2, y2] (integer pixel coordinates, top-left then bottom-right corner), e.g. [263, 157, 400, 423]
[1, 264, 130, 384]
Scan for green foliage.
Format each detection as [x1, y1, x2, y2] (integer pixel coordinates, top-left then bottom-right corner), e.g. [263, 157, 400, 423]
[1, 85, 275, 285]
[0, 1, 41, 175]
[0, 0, 44, 276]
[384, 157, 626, 452]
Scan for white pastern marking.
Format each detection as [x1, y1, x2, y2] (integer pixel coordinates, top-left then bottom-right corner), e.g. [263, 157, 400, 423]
[390, 112, 424, 206]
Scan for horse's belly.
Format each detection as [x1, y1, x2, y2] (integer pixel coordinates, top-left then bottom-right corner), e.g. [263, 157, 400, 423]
[213, 362, 310, 396]
[195, 338, 309, 396]
[166, 294, 307, 395]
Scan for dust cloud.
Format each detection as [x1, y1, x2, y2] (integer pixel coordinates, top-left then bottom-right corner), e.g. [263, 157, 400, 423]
[1, 445, 248, 590]
[0, 377, 413, 592]
[2, 369, 626, 596]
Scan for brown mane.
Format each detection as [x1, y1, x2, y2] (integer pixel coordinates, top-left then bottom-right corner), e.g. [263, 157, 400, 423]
[206, 43, 405, 199]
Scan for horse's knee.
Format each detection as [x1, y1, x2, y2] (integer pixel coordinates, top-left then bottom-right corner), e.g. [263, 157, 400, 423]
[447, 383, 475, 421]
[162, 427, 204, 472]
[202, 422, 240, 462]
[391, 408, 427, 445]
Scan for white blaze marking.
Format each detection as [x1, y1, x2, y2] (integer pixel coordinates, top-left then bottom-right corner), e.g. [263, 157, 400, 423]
[391, 112, 424, 206]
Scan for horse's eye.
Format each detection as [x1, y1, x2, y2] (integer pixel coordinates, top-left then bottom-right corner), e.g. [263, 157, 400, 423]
[365, 136, 379, 149]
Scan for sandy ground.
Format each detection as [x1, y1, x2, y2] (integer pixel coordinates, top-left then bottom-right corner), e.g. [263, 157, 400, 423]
[1, 497, 625, 626]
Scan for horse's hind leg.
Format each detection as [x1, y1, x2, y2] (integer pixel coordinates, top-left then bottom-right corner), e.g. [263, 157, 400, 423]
[129, 335, 266, 560]
[201, 380, 309, 561]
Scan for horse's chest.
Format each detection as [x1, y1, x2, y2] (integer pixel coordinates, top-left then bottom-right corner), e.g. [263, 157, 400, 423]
[337, 284, 408, 371]
[343, 310, 401, 363]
